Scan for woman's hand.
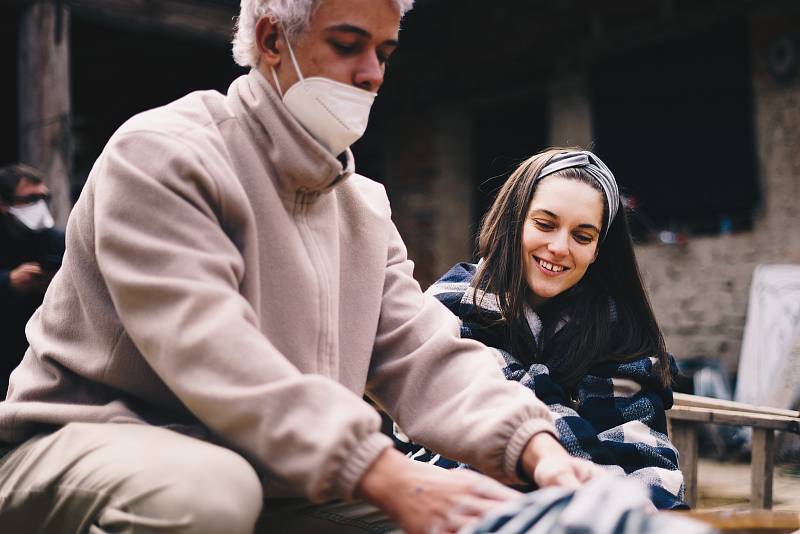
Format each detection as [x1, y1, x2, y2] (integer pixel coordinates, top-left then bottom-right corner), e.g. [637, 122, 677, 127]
[520, 432, 606, 489]
[357, 448, 523, 534]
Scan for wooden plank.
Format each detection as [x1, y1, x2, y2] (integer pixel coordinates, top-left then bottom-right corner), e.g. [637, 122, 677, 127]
[751, 428, 775, 509]
[18, 0, 72, 229]
[675, 509, 800, 530]
[667, 406, 800, 433]
[673, 393, 800, 418]
[67, 0, 237, 41]
[670, 420, 698, 508]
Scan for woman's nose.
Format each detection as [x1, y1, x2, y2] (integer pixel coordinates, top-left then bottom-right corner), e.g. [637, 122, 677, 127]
[547, 231, 570, 256]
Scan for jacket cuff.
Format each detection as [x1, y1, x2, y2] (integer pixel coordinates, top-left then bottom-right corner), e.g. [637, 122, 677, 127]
[503, 418, 558, 482]
[336, 431, 394, 500]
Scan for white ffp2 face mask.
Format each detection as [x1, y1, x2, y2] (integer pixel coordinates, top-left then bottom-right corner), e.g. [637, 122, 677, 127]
[8, 199, 55, 231]
[271, 33, 377, 156]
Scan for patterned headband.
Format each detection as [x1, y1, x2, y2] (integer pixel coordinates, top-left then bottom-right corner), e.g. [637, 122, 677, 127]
[536, 150, 620, 238]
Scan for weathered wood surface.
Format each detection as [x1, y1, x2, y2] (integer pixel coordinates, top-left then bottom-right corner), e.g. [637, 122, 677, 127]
[68, 0, 237, 41]
[668, 406, 800, 433]
[670, 419, 699, 508]
[674, 509, 800, 533]
[18, 0, 72, 229]
[674, 393, 800, 418]
[666, 397, 800, 510]
[751, 428, 775, 510]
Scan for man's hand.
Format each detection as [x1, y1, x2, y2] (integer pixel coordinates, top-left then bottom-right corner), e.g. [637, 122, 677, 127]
[358, 448, 523, 534]
[520, 432, 605, 489]
[9, 262, 46, 293]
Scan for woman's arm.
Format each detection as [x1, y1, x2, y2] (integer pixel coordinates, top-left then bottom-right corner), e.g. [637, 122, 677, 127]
[544, 356, 686, 509]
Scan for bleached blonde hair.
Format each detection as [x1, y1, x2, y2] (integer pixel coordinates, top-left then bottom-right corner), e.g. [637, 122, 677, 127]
[232, 0, 415, 68]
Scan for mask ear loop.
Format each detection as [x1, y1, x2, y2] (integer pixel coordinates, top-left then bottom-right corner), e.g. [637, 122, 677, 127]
[270, 20, 306, 99]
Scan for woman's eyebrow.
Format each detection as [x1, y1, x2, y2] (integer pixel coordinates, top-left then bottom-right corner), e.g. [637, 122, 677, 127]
[532, 209, 600, 233]
[531, 209, 559, 219]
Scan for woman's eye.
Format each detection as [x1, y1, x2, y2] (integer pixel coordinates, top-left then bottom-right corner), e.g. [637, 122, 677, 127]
[534, 220, 554, 231]
[573, 233, 594, 244]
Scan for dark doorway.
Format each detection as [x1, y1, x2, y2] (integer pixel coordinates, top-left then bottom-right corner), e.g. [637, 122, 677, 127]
[472, 95, 549, 246]
[70, 15, 246, 200]
[592, 19, 758, 238]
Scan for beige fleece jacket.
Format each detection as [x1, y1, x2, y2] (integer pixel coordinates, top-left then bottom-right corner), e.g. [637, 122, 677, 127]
[0, 70, 555, 502]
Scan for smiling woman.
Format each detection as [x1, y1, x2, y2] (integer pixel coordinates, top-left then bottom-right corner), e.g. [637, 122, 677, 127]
[394, 148, 688, 510]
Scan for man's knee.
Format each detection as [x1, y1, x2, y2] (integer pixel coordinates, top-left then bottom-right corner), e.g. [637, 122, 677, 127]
[2, 423, 263, 534]
[124, 444, 263, 534]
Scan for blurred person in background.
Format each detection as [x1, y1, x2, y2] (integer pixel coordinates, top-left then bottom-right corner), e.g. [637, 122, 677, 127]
[0, 1, 603, 533]
[0, 164, 64, 394]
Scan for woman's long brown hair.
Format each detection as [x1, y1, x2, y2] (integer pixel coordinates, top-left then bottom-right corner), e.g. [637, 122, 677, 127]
[472, 148, 672, 389]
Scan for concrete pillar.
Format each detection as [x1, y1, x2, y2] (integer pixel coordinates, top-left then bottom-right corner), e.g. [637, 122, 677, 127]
[547, 73, 593, 148]
[18, 0, 72, 229]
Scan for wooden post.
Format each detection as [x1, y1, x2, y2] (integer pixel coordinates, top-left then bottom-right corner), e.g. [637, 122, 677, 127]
[18, 0, 72, 229]
[670, 420, 699, 508]
[751, 427, 775, 509]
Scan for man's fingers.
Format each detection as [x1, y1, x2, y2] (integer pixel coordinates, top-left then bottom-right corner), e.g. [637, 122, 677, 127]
[572, 459, 596, 482]
[554, 472, 581, 490]
[451, 494, 508, 517]
[471, 480, 523, 501]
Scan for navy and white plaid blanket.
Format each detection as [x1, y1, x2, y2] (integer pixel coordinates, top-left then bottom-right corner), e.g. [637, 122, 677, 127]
[393, 262, 686, 510]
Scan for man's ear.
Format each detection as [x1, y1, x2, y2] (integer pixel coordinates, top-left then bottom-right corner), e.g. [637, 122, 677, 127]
[255, 16, 282, 68]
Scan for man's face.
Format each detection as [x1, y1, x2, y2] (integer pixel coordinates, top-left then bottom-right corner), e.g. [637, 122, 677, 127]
[13, 179, 50, 207]
[269, 0, 401, 94]
[0, 178, 49, 214]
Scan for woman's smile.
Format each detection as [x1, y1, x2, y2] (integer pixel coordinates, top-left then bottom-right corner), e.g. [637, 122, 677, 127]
[533, 256, 569, 274]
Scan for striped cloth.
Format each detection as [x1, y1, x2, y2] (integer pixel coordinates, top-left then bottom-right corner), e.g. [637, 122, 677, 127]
[393, 262, 686, 510]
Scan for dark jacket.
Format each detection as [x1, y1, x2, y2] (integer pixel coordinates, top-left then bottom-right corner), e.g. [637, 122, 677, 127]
[394, 262, 687, 510]
[0, 217, 64, 392]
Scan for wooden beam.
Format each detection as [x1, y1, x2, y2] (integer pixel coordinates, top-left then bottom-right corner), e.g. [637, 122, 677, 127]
[18, 0, 72, 229]
[668, 406, 800, 433]
[751, 428, 775, 509]
[676, 510, 800, 531]
[673, 393, 800, 418]
[670, 420, 698, 508]
[66, 0, 237, 42]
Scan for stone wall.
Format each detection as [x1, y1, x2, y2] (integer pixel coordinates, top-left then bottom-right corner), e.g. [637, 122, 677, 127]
[383, 108, 473, 289]
[636, 7, 800, 372]
[383, 3, 800, 375]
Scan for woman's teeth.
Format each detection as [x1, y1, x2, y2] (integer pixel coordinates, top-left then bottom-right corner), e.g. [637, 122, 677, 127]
[538, 258, 565, 272]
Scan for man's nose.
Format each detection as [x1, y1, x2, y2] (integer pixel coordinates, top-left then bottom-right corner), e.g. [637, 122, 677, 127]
[353, 53, 384, 92]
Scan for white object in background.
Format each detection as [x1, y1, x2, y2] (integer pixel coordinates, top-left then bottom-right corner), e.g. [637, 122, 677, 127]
[734, 264, 800, 411]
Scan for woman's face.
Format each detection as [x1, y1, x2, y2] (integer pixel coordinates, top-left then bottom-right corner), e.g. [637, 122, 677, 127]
[521, 176, 604, 309]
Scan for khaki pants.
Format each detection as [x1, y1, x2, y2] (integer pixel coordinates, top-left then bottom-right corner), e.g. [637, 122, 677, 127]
[0, 423, 398, 534]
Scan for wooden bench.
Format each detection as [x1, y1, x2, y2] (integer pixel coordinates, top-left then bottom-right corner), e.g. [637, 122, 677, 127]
[673, 509, 800, 533]
[667, 393, 800, 509]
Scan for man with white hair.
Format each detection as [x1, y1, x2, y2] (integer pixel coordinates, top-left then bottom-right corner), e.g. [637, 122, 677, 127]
[0, 0, 600, 532]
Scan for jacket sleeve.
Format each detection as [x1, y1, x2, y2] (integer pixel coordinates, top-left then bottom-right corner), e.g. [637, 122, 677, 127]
[523, 357, 686, 509]
[366, 226, 556, 484]
[93, 131, 392, 502]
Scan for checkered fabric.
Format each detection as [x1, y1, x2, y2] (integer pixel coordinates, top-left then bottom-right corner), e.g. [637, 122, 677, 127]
[393, 262, 686, 510]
